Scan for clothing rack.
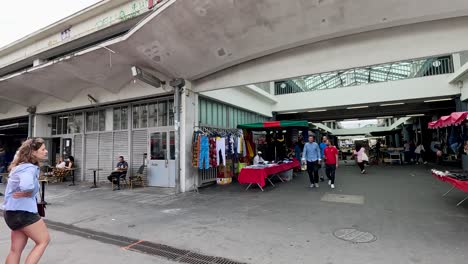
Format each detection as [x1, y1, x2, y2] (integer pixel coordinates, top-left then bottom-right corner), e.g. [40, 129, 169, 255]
[194, 125, 242, 137]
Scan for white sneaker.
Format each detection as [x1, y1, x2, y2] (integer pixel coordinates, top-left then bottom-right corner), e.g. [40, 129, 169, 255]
[331, 184, 335, 189]
[361, 169, 366, 174]
[328, 180, 331, 185]
[310, 184, 314, 188]
[315, 183, 319, 188]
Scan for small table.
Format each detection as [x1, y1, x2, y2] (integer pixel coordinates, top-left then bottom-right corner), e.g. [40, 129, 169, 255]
[88, 168, 103, 188]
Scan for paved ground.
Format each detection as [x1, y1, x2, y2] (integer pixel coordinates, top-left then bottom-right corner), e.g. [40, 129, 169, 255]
[1, 162, 468, 264]
[0, 222, 176, 264]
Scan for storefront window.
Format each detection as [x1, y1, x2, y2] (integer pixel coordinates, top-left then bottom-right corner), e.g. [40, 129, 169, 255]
[133, 105, 139, 129]
[99, 110, 106, 131]
[121, 107, 128, 130]
[51, 113, 83, 135]
[148, 103, 157, 127]
[169, 100, 175, 126]
[113, 107, 121, 130]
[113, 106, 128, 130]
[140, 104, 148, 128]
[158, 101, 167, 127]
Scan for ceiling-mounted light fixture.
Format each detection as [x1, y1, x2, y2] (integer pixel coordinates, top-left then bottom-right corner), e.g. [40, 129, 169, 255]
[308, 109, 327, 112]
[380, 102, 405, 106]
[407, 114, 425, 117]
[346, 106, 368, 109]
[376, 116, 394, 119]
[423, 98, 452, 103]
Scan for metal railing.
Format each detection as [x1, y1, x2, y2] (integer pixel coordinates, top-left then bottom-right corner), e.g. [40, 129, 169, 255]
[275, 56, 454, 95]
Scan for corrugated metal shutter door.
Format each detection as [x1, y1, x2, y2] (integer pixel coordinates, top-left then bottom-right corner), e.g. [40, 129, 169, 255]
[73, 135, 83, 181]
[98, 132, 113, 180]
[113, 131, 129, 170]
[85, 134, 98, 182]
[132, 130, 147, 181]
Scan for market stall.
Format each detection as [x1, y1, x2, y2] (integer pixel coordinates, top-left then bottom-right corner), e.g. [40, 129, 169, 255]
[428, 111, 468, 167]
[236, 121, 307, 190]
[431, 169, 468, 206]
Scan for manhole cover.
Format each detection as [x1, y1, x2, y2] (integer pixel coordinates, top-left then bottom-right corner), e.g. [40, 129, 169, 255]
[333, 228, 376, 243]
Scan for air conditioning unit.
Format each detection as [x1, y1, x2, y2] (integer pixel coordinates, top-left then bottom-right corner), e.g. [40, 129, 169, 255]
[131, 66, 166, 88]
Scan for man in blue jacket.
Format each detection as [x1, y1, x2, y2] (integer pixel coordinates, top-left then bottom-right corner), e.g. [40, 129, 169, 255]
[319, 136, 328, 182]
[302, 135, 322, 188]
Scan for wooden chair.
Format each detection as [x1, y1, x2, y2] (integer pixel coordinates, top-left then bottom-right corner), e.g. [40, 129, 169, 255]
[52, 167, 73, 183]
[129, 165, 146, 189]
[111, 170, 128, 189]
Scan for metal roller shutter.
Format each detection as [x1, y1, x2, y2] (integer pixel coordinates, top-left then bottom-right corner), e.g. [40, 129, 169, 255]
[113, 131, 129, 169]
[85, 134, 98, 182]
[73, 135, 83, 181]
[98, 132, 113, 181]
[132, 130, 147, 182]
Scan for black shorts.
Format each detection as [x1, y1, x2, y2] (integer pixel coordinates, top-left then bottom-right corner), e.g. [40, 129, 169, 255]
[4, 210, 41, 231]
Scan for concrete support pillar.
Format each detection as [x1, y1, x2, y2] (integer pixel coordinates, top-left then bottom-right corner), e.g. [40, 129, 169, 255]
[269, 82, 275, 95]
[453, 53, 462, 71]
[395, 134, 401, 148]
[27, 106, 36, 138]
[179, 81, 198, 192]
[34, 115, 52, 138]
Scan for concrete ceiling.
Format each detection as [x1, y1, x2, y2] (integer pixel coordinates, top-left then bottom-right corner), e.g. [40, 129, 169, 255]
[2, 0, 468, 112]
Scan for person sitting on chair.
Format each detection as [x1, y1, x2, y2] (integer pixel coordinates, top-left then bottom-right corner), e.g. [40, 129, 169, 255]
[66, 156, 74, 169]
[56, 157, 66, 168]
[107, 156, 128, 190]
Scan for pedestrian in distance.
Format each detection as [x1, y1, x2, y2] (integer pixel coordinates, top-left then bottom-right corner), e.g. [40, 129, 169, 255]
[353, 143, 367, 174]
[319, 136, 328, 182]
[324, 139, 339, 189]
[302, 135, 322, 188]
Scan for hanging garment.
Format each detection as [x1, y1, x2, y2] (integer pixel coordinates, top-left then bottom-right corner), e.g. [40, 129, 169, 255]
[244, 131, 255, 159]
[227, 135, 234, 155]
[198, 136, 210, 170]
[216, 137, 226, 166]
[192, 132, 201, 167]
[233, 136, 238, 162]
[209, 137, 217, 167]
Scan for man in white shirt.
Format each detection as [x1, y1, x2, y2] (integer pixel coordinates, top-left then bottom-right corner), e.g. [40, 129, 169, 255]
[253, 151, 265, 165]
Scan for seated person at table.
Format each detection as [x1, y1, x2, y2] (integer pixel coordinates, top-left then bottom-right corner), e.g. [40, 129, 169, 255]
[253, 151, 265, 165]
[66, 156, 74, 169]
[56, 157, 66, 168]
[107, 156, 128, 190]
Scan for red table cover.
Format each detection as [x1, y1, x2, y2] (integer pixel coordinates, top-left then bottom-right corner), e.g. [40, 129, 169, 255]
[428, 112, 468, 129]
[238, 159, 301, 187]
[432, 171, 468, 192]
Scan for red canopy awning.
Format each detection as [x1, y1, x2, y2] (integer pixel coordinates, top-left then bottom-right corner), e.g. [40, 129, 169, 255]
[428, 112, 468, 129]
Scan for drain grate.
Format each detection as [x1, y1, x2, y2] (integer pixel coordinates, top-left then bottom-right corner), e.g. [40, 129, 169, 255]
[0, 210, 247, 264]
[333, 228, 377, 243]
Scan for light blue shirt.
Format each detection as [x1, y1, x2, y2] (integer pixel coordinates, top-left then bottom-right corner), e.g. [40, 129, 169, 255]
[2, 163, 40, 213]
[302, 142, 321, 162]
